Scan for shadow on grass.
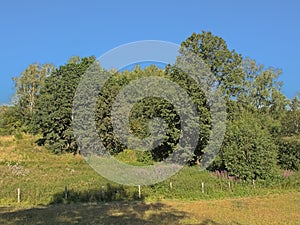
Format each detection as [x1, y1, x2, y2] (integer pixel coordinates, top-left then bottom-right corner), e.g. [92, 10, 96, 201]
[0, 202, 177, 225]
[0, 203, 230, 225]
[0, 185, 226, 225]
[50, 183, 143, 204]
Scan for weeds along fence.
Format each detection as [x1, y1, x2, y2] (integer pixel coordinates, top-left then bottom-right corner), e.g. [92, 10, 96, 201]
[1, 169, 300, 206]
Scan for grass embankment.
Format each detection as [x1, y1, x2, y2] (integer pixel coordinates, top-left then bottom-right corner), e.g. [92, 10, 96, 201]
[0, 134, 300, 224]
[0, 134, 300, 207]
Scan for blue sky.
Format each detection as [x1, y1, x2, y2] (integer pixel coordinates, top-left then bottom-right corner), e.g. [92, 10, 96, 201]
[0, 0, 299, 104]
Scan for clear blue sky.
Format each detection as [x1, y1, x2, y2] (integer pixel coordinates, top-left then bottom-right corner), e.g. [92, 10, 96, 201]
[0, 0, 299, 104]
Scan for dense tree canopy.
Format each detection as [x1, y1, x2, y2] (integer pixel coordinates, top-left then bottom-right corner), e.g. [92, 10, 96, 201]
[1, 31, 299, 181]
[180, 31, 244, 97]
[94, 64, 209, 162]
[32, 56, 95, 153]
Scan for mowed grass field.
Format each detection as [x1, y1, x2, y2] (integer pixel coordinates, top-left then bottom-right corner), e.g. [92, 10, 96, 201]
[0, 134, 300, 224]
[0, 193, 300, 224]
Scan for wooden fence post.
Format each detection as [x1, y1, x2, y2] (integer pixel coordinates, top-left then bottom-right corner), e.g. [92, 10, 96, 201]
[101, 186, 105, 200]
[138, 185, 141, 199]
[17, 188, 21, 203]
[64, 186, 68, 199]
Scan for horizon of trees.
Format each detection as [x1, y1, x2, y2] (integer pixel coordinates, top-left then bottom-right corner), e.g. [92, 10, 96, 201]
[0, 31, 299, 181]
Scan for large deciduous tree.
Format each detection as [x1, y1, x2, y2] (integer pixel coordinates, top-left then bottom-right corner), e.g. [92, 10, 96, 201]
[33, 56, 95, 154]
[238, 58, 287, 119]
[180, 31, 244, 97]
[165, 31, 243, 163]
[281, 94, 300, 136]
[12, 63, 54, 127]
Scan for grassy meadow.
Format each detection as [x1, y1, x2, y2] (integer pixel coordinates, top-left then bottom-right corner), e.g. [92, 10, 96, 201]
[0, 134, 300, 224]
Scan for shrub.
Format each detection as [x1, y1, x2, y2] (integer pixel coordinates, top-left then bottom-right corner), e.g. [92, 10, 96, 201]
[277, 136, 300, 170]
[220, 113, 278, 180]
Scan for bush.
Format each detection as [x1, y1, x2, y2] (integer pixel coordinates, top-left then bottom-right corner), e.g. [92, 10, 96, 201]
[220, 113, 278, 180]
[278, 136, 300, 170]
[137, 150, 154, 165]
[0, 106, 22, 135]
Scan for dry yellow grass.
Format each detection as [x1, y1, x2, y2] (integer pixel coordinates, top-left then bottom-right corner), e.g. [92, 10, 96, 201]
[0, 192, 299, 224]
[0, 134, 38, 163]
[0, 134, 83, 164]
[164, 192, 300, 224]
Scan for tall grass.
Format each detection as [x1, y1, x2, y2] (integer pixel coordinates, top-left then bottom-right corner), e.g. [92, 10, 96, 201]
[0, 135, 299, 207]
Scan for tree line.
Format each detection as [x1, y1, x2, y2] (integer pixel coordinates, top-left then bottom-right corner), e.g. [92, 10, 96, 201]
[0, 31, 299, 180]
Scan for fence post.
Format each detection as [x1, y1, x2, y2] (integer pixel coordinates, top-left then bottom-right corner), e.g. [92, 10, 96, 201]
[101, 186, 105, 200]
[201, 182, 204, 193]
[169, 182, 173, 190]
[252, 179, 255, 189]
[138, 185, 141, 199]
[17, 188, 21, 203]
[64, 186, 68, 199]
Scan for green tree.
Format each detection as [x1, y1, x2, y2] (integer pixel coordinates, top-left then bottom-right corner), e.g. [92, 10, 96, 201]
[277, 94, 300, 170]
[238, 58, 287, 119]
[235, 58, 288, 138]
[180, 31, 244, 97]
[277, 136, 300, 170]
[95, 65, 184, 160]
[33, 56, 95, 154]
[164, 64, 211, 164]
[281, 95, 300, 136]
[165, 31, 241, 164]
[12, 63, 54, 127]
[0, 105, 21, 135]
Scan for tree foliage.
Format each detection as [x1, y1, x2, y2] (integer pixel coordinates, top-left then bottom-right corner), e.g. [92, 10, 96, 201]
[1, 30, 299, 181]
[220, 113, 278, 180]
[12, 63, 54, 128]
[95, 65, 206, 162]
[0, 106, 22, 135]
[180, 31, 244, 97]
[238, 58, 287, 119]
[277, 95, 300, 170]
[33, 56, 95, 153]
[281, 95, 300, 136]
[277, 136, 300, 170]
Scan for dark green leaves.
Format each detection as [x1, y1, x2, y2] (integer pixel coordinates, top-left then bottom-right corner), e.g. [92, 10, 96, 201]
[221, 113, 278, 180]
[33, 56, 96, 154]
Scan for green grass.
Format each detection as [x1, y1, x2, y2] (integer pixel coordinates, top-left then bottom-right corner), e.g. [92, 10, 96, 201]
[0, 135, 299, 208]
